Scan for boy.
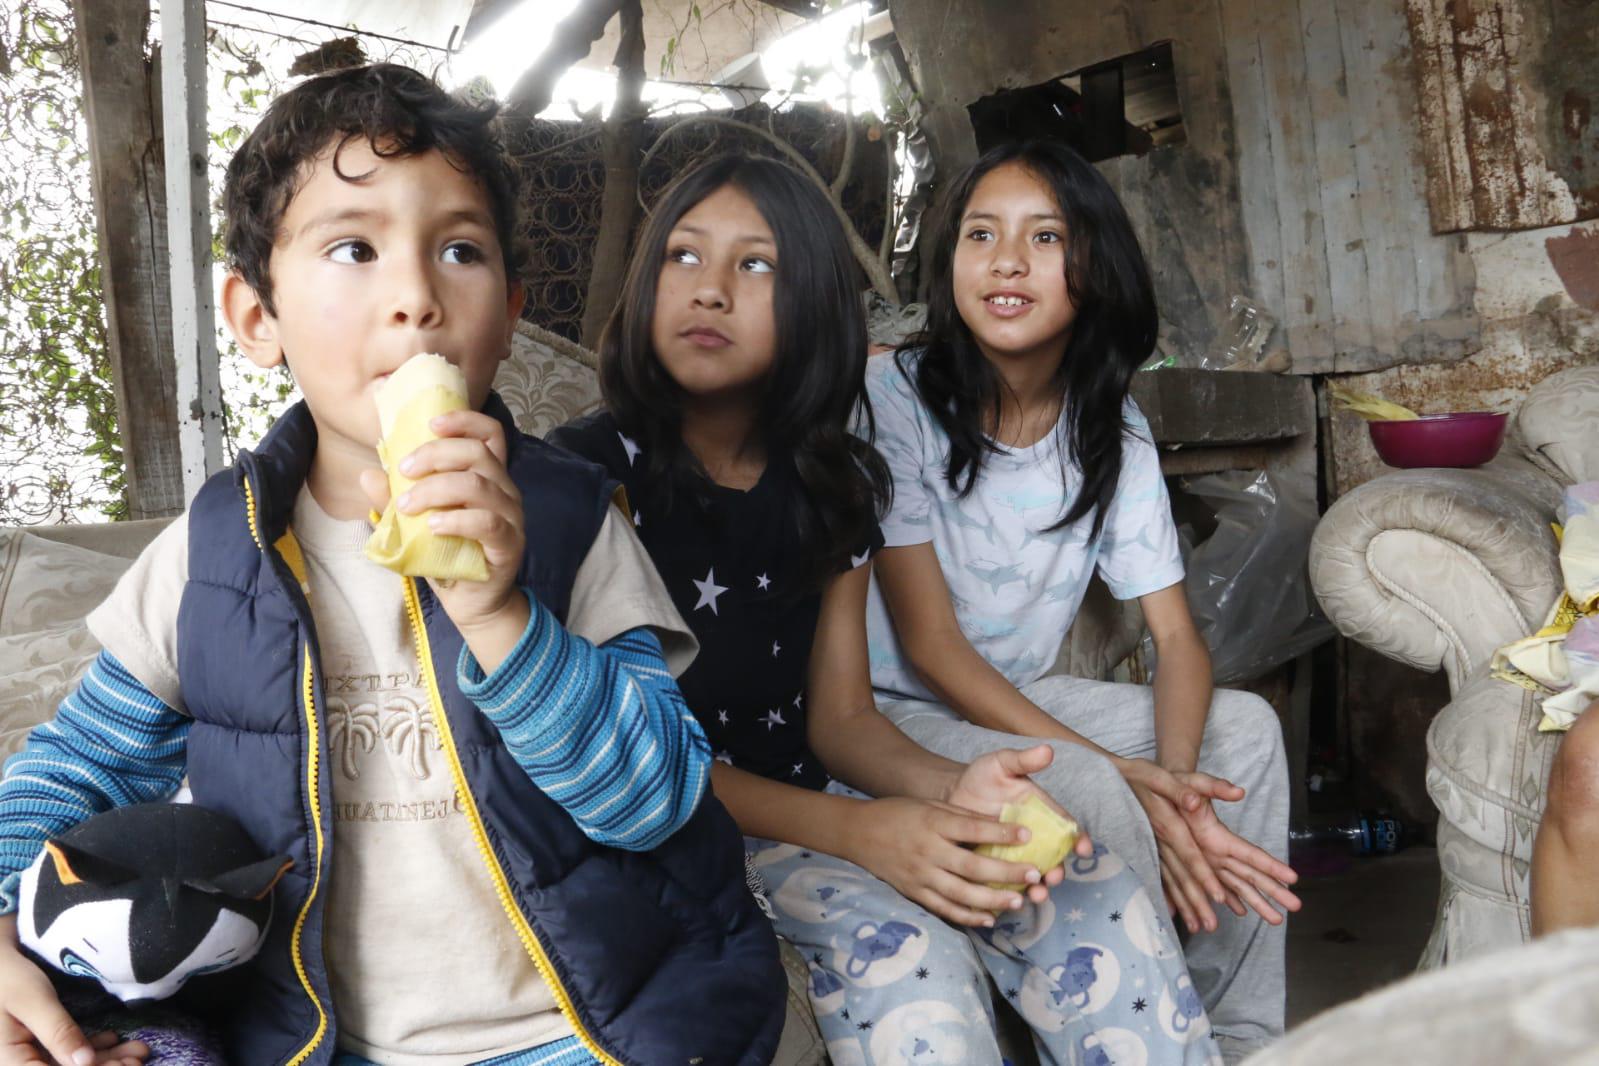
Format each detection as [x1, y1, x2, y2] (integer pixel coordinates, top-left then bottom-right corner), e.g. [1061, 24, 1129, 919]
[0, 64, 784, 1066]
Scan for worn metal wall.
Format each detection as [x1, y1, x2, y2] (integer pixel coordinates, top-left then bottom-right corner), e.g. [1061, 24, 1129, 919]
[887, 0, 1480, 376]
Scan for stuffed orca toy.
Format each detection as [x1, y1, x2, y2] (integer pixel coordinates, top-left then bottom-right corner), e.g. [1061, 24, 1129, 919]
[15, 803, 292, 1004]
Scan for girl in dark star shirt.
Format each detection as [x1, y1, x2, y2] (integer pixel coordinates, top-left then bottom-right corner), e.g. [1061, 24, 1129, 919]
[550, 154, 1219, 1066]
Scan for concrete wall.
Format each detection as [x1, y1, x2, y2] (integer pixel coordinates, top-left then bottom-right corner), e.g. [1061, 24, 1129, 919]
[1330, 220, 1599, 494]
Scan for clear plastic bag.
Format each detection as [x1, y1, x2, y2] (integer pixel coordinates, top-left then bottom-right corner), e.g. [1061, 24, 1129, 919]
[1150, 469, 1334, 683]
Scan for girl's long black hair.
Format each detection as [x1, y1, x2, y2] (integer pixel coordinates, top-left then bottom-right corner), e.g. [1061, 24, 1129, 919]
[901, 139, 1157, 540]
[598, 153, 890, 591]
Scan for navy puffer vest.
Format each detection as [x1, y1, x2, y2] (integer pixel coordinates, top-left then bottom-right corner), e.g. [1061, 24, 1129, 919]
[174, 397, 784, 1065]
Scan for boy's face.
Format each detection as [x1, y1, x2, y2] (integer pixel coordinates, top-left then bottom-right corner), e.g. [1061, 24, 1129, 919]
[224, 139, 524, 457]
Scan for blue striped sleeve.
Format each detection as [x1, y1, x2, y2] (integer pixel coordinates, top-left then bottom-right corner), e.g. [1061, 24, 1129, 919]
[457, 590, 710, 852]
[0, 651, 189, 913]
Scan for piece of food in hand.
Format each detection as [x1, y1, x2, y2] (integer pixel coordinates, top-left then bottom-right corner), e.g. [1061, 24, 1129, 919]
[364, 352, 490, 581]
[976, 793, 1080, 893]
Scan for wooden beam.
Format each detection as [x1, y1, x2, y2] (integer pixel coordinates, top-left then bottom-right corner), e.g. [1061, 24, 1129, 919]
[73, 0, 183, 520]
[1130, 368, 1313, 447]
[160, 0, 225, 501]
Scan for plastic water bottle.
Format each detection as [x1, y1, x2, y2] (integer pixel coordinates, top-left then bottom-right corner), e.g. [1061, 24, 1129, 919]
[1289, 813, 1406, 857]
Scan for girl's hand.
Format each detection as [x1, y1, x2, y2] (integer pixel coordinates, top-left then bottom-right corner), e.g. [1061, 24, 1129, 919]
[0, 917, 148, 1066]
[1120, 759, 1300, 932]
[359, 410, 527, 633]
[1119, 757, 1230, 933]
[841, 797, 1049, 928]
[944, 746, 1094, 903]
[1169, 771, 1301, 924]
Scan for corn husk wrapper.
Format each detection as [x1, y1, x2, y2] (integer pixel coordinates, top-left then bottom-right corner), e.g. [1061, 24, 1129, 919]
[1327, 382, 1420, 421]
[975, 793, 1080, 893]
[363, 353, 490, 582]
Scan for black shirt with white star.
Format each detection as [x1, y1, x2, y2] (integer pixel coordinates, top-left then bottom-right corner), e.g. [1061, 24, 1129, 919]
[550, 411, 882, 790]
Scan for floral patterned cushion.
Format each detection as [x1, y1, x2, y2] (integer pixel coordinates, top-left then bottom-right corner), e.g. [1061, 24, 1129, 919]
[495, 328, 602, 438]
[0, 531, 133, 756]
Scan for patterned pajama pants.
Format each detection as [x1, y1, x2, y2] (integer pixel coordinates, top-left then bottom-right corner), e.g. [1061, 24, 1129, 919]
[883, 677, 1291, 1063]
[751, 783, 1222, 1066]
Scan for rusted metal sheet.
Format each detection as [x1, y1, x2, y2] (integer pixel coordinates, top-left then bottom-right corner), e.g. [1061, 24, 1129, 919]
[1405, 0, 1599, 233]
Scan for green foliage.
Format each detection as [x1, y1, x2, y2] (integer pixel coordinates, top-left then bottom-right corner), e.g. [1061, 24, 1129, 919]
[0, 0, 124, 523]
[1, 1, 435, 523]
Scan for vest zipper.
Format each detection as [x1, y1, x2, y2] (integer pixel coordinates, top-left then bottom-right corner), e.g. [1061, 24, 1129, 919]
[285, 645, 331, 1065]
[401, 577, 624, 1066]
[242, 476, 331, 1065]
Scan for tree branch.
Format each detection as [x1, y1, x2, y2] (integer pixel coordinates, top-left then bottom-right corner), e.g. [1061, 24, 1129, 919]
[504, 0, 626, 119]
[830, 107, 856, 198]
[637, 114, 898, 303]
[578, 0, 646, 349]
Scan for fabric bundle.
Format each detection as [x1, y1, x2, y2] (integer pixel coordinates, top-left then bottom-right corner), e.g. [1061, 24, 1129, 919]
[1491, 481, 1599, 731]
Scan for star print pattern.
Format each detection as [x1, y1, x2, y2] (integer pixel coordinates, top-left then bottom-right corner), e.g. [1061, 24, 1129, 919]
[692, 567, 728, 615]
[549, 410, 884, 791]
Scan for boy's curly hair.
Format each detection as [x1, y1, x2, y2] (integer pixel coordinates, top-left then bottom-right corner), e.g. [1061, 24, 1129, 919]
[223, 63, 525, 315]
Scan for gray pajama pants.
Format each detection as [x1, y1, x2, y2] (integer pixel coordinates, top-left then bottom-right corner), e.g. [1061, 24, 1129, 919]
[881, 676, 1289, 1064]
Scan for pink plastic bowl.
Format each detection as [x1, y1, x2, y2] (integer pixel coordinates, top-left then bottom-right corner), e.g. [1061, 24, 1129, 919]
[1367, 412, 1507, 469]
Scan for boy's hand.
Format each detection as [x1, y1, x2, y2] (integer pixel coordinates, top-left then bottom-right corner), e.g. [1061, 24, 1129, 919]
[944, 745, 1094, 904]
[0, 918, 148, 1066]
[360, 409, 529, 639]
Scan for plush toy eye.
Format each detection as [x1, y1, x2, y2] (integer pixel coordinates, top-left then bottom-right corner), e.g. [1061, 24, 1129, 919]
[190, 960, 234, 977]
[59, 949, 103, 981]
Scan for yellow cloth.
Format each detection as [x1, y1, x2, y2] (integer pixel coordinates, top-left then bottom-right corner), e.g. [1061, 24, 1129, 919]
[975, 793, 1080, 893]
[364, 354, 490, 582]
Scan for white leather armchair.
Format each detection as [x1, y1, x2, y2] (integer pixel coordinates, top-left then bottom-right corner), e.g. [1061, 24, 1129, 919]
[1310, 365, 1599, 966]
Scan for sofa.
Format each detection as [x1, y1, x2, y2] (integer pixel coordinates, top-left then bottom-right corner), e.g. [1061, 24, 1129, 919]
[1, 327, 1153, 1064]
[1309, 364, 1599, 967]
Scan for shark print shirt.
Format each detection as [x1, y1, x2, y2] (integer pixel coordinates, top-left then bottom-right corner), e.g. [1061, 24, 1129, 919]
[862, 351, 1184, 701]
[551, 410, 882, 790]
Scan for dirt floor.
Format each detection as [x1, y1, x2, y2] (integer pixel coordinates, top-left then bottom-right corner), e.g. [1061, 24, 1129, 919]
[1285, 845, 1440, 1027]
